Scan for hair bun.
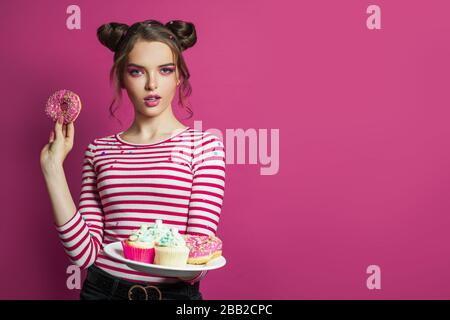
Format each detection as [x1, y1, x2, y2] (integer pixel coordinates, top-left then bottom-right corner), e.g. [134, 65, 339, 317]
[97, 22, 129, 52]
[165, 20, 197, 51]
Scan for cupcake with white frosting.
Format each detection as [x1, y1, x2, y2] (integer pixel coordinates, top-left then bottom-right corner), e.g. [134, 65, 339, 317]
[121, 220, 170, 263]
[154, 228, 190, 267]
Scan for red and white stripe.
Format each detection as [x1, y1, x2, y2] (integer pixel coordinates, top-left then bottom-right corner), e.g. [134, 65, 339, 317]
[54, 128, 225, 284]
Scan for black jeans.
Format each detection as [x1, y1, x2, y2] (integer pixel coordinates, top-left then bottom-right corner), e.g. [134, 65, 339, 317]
[80, 264, 203, 300]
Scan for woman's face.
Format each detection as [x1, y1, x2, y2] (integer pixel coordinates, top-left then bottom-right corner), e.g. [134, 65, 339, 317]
[123, 40, 179, 117]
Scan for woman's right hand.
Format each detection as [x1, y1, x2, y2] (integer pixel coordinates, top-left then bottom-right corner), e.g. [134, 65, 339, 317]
[40, 115, 75, 176]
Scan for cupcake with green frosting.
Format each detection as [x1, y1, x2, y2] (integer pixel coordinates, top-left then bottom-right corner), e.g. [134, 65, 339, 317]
[154, 227, 190, 267]
[121, 220, 170, 264]
[147, 219, 170, 241]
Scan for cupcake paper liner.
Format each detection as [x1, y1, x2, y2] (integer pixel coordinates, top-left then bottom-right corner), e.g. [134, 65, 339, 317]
[154, 246, 189, 267]
[121, 240, 155, 264]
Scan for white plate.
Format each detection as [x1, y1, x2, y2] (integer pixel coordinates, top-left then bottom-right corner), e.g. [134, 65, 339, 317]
[103, 241, 227, 278]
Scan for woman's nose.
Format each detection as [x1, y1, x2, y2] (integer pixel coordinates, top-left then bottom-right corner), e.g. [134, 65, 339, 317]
[145, 73, 158, 90]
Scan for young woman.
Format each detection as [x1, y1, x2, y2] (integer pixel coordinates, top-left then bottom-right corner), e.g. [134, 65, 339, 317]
[40, 19, 226, 300]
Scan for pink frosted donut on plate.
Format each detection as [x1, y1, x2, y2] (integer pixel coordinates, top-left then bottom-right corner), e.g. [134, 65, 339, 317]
[184, 235, 223, 265]
[45, 89, 82, 124]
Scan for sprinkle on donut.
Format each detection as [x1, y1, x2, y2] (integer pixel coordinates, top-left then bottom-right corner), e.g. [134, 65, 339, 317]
[45, 89, 82, 124]
[184, 234, 223, 264]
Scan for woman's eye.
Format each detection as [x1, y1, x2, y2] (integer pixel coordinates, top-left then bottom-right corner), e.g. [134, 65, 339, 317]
[129, 68, 174, 76]
[129, 69, 142, 76]
[161, 67, 175, 75]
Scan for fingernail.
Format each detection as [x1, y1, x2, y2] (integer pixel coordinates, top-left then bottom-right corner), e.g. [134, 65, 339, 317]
[58, 116, 63, 124]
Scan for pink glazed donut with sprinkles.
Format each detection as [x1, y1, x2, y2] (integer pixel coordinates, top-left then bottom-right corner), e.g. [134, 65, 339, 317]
[45, 89, 82, 124]
[184, 235, 223, 265]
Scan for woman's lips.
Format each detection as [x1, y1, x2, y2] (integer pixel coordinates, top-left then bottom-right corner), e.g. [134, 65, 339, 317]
[144, 97, 161, 107]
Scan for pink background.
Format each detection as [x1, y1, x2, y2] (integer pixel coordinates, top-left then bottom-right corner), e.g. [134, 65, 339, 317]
[1, 0, 450, 299]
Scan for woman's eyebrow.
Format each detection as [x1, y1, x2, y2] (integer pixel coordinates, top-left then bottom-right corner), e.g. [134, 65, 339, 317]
[127, 62, 175, 68]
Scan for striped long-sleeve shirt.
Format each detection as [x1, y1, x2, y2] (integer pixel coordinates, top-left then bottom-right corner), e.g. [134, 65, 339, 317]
[54, 127, 226, 284]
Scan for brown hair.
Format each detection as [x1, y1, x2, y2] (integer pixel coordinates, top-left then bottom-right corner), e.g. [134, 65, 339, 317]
[96, 19, 197, 126]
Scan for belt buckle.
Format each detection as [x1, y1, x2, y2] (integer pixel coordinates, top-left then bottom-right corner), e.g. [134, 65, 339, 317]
[128, 284, 162, 300]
